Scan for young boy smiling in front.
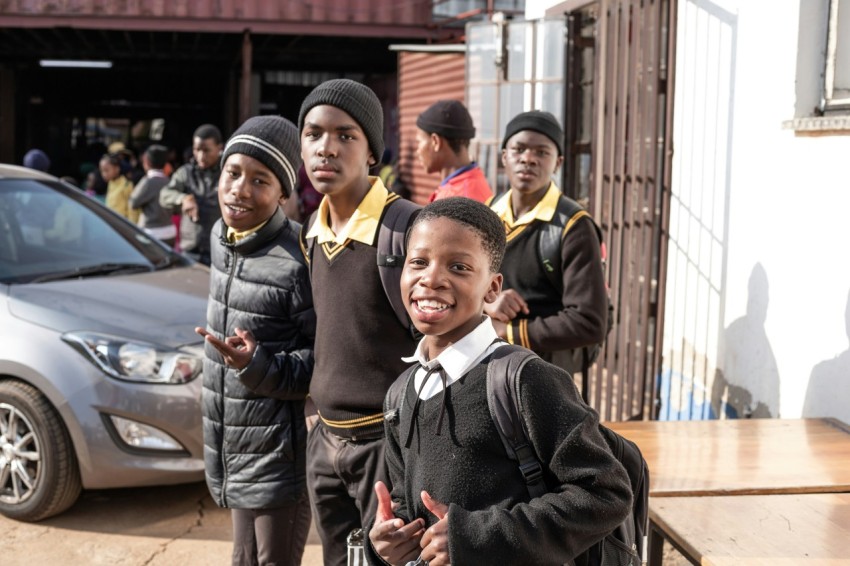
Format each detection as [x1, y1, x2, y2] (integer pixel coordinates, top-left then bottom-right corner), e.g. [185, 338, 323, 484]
[366, 197, 631, 566]
[297, 79, 420, 566]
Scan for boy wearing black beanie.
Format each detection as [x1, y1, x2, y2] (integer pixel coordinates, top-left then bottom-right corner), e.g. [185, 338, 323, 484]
[486, 110, 610, 377]
[195, 115, 316, 566]
[297, 78, 421, 566]
[415, 99, 493, 203]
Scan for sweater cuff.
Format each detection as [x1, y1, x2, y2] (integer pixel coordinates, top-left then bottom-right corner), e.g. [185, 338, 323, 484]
[508, 320, 531, 349]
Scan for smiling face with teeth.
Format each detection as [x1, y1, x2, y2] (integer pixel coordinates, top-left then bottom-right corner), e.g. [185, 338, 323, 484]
[402, 216, 502, 360]
[218, 153, 284, 232]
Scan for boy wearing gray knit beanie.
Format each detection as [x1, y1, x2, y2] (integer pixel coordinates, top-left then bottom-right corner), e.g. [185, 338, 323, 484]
[195, 114, 316, 566]
[486, 110, 610, 378]
[297, 78, 421, 566]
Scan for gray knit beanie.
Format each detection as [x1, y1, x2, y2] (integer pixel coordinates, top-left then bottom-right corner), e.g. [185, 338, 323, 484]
[298, 78, 385, 160]
[501, 110, 564, 156]
[221, 115, 302, 198]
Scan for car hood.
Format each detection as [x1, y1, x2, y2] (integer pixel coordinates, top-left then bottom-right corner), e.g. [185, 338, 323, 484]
[7, 265, 210, 349]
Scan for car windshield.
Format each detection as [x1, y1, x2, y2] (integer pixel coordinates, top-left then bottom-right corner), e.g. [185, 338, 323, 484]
[0, 179, 187, 284]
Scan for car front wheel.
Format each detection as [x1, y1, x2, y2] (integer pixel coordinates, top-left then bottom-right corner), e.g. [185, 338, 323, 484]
[0, 380, 82, 521]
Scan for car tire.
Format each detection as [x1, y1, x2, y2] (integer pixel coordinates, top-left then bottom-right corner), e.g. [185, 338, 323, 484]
[0, 380, 82, 521]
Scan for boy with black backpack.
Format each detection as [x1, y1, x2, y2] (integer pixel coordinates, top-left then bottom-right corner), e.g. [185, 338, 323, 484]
[366, 197, 633, 566]
[296, 78, 421, 566]
[487, 110, 610, 380]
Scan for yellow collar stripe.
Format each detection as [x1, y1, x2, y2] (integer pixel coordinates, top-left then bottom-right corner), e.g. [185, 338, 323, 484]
[493, 182, 561, 228]
[305, 177, 389, 245]
[227, 219, 269, 243]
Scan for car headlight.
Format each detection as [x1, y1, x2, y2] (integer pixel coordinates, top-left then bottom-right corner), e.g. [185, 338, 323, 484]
[62, 331, 202, 384]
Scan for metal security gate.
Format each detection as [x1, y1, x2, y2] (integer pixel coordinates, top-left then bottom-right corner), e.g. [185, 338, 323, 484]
[562, 0, 676, 421]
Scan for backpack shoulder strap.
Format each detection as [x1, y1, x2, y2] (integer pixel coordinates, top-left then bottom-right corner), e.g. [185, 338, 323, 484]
[538, 195, 596, 291]
[486, 344, 547, 498]
[377, 195, 421, 338]
[383, 363, 419, 425]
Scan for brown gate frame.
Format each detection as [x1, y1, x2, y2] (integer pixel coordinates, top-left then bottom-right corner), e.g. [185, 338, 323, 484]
[563, 0, 677, 421]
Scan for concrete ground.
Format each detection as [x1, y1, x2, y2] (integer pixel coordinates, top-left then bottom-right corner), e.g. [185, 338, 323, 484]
[2, 482, 691, 566]
[0, 482, 323, 566]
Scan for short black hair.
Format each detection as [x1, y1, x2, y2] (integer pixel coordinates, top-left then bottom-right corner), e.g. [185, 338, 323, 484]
[144, 144, 169, 169]
[193, 123, 222, 144]
[409, 197, 505, 272]
[445, 137, 471, 154]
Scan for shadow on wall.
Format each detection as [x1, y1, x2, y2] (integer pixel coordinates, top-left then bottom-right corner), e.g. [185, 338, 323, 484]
[803, 288, 850, 424]
[711, 263, 781, 418]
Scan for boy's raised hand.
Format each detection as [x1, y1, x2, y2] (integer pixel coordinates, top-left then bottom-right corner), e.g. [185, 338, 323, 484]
[195, 327, 256, 370]
[369, 481, 424, 565]
[484, 289, 529, 322]
[420, 490, 451, 566]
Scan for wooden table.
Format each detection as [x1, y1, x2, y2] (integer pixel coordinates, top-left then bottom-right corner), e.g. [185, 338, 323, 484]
[606, 418, 850, 497]
[649, 493, 850, 565]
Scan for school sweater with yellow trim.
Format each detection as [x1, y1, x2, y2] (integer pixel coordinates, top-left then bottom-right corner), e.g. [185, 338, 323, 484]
[492, 183, 608, 354]
[303, 179, 418, 439]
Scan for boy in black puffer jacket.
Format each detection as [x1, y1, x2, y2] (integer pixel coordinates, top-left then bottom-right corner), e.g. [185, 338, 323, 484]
[195, 115, 315, 566]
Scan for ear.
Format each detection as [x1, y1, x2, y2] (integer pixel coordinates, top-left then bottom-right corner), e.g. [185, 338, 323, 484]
[485, 272, 503, 304]
[501, 148, 509, 168]
[367, 152, 377, 167]
[430, 133, 442, 151]
[553, 154, 565, 174]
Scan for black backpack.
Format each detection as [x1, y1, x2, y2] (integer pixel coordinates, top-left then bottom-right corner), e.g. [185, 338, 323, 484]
[299, 193, 421, 339]
[491, 191, 615, 395]
[385, 344, 649, 566]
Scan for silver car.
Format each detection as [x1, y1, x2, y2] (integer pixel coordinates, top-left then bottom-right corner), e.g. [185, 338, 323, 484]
[0, 164, 208, 521]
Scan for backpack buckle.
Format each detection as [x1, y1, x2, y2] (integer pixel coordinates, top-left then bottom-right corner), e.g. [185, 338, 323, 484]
[518, 460, 543, 485]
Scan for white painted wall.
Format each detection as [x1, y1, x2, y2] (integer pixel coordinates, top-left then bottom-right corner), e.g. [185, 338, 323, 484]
[527, 0, 850, 424]
[663, 0, 850, 423]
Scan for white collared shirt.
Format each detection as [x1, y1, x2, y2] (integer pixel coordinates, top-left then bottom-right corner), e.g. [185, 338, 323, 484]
[401, 317, 506, 400]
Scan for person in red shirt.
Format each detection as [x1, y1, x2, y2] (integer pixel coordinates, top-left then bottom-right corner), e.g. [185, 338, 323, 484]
[415, 99, 493, 203]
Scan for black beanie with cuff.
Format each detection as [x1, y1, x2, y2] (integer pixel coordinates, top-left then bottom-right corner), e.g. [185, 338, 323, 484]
[501, 110, 564, 156]
[298, 79, 385, 161]
[416, 99, 476, 140]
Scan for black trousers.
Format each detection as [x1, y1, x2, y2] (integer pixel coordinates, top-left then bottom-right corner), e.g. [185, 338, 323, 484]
[306, 423, 389, 566]
[231, 491, 312, 566]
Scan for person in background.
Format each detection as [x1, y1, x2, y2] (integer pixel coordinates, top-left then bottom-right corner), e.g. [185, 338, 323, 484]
[486, 110, 609, 376]
[414, 99, 492, 203]
[159, 124, 224, 265]
[99, 153, 139, 223]
[22, 148, 51, 173]
[195, 115, 315, 566]
[129, 144, 177, 248]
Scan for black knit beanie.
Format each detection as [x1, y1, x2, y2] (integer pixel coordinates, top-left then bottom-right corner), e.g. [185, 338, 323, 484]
[416, 99, 476, 139]
[221, 115, 302, 198]
[501, 110, 564, 156]
[298, 78, 385, 161]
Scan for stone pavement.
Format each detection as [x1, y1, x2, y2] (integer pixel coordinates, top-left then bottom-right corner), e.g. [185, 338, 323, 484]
[0, 482, 323, 566]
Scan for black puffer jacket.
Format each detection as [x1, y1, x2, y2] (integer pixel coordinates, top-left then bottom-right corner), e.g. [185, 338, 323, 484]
[202, 208, 315, 509]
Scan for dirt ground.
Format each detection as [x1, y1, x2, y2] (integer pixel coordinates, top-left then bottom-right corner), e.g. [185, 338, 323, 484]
[1, 481, 691, 565]
[0, 482, 323, 566]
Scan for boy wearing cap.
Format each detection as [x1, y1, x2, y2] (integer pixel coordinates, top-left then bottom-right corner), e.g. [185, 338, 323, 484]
[415, 99, 493, 203]
[297, 78, 420, 566]
[486, 110, 609, 376]
[194, 115, 315, 566]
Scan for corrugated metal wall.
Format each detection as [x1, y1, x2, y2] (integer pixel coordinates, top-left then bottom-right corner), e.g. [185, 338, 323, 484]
[396, 51, 466, 205]
[1, 0, 432, 28]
